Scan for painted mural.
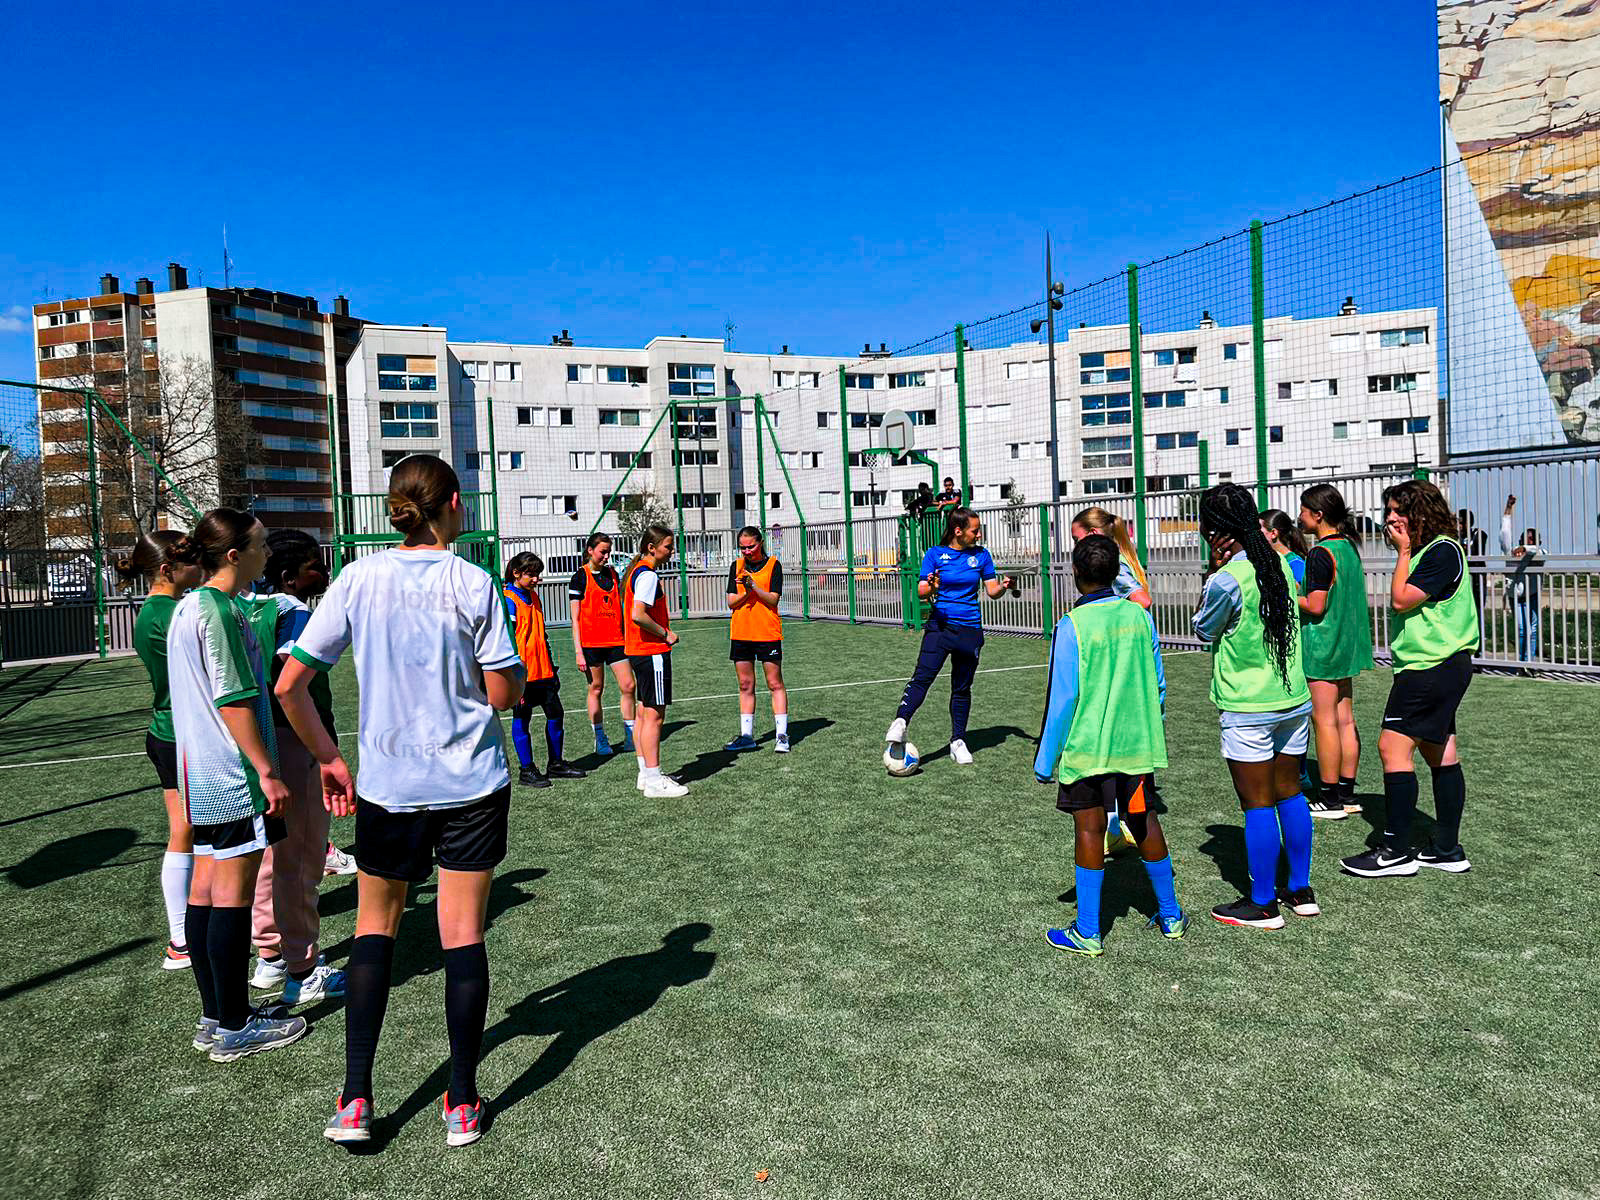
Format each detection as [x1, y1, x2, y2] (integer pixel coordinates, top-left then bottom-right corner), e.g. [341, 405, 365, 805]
[1440, 0, 1600, 446]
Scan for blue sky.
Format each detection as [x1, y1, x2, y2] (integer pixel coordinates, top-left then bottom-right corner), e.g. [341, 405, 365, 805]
[0, 0, 1442, 391]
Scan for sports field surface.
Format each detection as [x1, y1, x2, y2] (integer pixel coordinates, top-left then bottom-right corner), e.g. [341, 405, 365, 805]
[1, 618, 1594, 1199]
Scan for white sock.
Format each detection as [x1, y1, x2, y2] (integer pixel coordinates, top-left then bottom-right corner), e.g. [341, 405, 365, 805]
[642, 764, 661, 779]
[740, 713, 754, 738]
[161, 851, 193, 947]
[636, 754, 647, 771]
[775, 713, 789, 736]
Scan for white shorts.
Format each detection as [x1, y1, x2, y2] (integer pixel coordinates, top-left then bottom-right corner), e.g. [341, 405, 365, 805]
[1219, 710, 1310, 763]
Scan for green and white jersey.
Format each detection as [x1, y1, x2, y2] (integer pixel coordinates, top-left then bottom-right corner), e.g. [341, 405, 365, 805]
[291, 547, 520, 812]
[241, 591, 336, 734]
[168, 586, 278, 824]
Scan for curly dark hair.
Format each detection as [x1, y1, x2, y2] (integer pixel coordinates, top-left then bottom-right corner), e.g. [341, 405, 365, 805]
[1381, 479, 1455, 553]
[1198, 483, 1296, 688]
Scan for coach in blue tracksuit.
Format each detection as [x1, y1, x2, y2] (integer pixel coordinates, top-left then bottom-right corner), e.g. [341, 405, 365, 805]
[884, 507, 1014, 766]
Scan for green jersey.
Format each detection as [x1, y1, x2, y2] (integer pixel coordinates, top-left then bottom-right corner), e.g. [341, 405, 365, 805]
[1050, 597, 1168, 784]
[1301, 536, 1375, 682]
[1391, 535, 1481, 671]
[1209, 554, 1311, 713]
[243, 592, 336, 735]
[132, 593, 178, 742]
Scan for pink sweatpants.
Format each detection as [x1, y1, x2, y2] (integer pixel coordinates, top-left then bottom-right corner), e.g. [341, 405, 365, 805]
[251, 727, 330, 972]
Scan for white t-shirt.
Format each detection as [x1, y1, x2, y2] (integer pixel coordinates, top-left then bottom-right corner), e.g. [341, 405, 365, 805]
[291, 548, 521, 810]
[168, 586, 278, 824]
[632, 566, 660, 607]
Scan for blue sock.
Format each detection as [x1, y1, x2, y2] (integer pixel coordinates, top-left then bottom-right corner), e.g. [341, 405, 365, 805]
[545, 719, 563, 763]
[510, 716, 533, 768]
[1242, 807, 1279, 907]
[1074, 865, 1104, 939]
[1276, 793, 1314, 892]
[1142, 855, 1180, 920]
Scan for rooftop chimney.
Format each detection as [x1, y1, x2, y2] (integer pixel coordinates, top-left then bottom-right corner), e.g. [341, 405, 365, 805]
[99, 273, 120, 295]
[167, 262, 188, 291]
[550, 329, 574, 347]
[1198, 309, 1216, 329]
[334, 295, 349, 317]
[780, 344, 789, 354]
[135, 277, 154, 296]
[1339, 295, 1360, 316]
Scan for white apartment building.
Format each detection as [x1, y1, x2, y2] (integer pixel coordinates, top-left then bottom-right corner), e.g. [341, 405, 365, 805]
[342, 305, 1439, 547]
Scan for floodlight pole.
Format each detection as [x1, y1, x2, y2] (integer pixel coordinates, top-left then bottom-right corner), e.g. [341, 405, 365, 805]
[1044, 233, 1062, 553]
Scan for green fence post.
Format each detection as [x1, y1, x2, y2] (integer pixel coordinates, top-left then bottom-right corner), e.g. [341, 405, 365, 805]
[799, 521, 810, 620]
[753, 393, 769, 532]
[88, 391, 201, 521]
[954, 324, 972, 503]
[588, 402, 673, 539]
[1250, 219, 1268, 508]
[484, 392, 502, 577]
[1037, 502, 1053, 635]
[1197, 438, 1210, 563]
[838, 366, 856, 623]
[669, 400, 690, 619]
[1126, 265, 1148, 565]
[84, 390, 107, 660]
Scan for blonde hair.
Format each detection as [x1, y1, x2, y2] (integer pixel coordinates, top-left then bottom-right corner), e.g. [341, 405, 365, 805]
[1072, 506, 1147, 588]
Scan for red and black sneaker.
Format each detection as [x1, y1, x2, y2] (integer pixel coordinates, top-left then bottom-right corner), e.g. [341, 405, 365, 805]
[1210, 897, 1285, 930]
[161, 941, 192, 971]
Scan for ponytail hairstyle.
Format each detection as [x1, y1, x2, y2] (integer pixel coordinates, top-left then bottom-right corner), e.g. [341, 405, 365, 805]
[941, 506, 979, 548]
[1380, 479, 1455, 554]
[1261, 508, 1310, 558]
[114, 528, 188, 588]
[737, 524, 764, 546]
[1301, 483, 1362, 549]
[262, 528, 323, 593]
[167, 508, 261, 577]
[1198, 483, 1296, 688]
[503, 551, 542, 584]
[387, 454, 458, 539]
[1072, 506, 1147, 588]
[625, 524, 674, 582]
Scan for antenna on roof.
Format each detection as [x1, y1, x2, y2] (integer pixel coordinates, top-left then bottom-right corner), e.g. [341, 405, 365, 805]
[223, 224, 234, 289]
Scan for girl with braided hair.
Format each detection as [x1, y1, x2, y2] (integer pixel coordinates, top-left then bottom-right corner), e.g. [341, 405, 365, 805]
[1191, 484, 1318, 930]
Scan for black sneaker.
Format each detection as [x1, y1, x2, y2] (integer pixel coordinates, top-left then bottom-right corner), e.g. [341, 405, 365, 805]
[547, 760, 586, 780]
[1415, 844, 1471, 873]
[518, 766, 551, 789]
[1308, 798, 1348, 821]
[1277, 886, 1321, 917]
[1210, 897, 1285, 930]
[1340, 846, 1418, 878]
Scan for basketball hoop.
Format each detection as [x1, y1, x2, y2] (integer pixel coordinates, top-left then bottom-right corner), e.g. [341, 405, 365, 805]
[881, 409, 914, 462]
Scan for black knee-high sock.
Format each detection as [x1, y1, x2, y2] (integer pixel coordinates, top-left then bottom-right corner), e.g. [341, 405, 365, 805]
[1383, 771, 1419, 851]
[444, 943, 490, 1109]
[207, 906, 253, 1031]
[1338, 777, 1358, 804]
[1430, 763, 1467, 851]
[185, 903, 217, 1020]
[342, 935, 396, 1104]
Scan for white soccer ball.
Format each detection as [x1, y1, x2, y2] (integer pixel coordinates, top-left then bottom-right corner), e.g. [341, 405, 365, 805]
[883, 740, 921, 777]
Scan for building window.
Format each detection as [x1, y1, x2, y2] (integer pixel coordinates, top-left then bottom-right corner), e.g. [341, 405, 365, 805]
[379, 402, 439, 439]
[1223, 343, 1241, 360]
[1004, 362, 1029, 381]
[1408, 416, 1430, 434]
[844, 373, 878, 389]
[1225, 428, 1241, 446]
[1081, 366, 1132, 385]
[801, 451, 822, 469]
[673, 492, 721, 510]
[382, 449, 435, 468]
[890, 371, 927, 388]
[602, 365, 647, 384]
[517, 406, 535, 425]
[1203, 386, 1229, 404]
[262, 434, 327, 454]
[773, 370, 795, 388]
[1144, 390, 1187, 408]
[603, 451, 649, 469]
[1278, 469, 1295, 480]
[1084, 477, 1134, 496]
[672, 449, 719, 466]
[800, 371, 820, 388]
[668, 363, 716, 396]
[1371, 326, 1429, 349]
[493, 361, 521, 382]
[1081, 392, 1131, 428]
[598, 409, 642, 426]
[1278, 379, 1338, 400]
[232, 305, 315, 334]
[520, 495, 550, 516]
[1368, 372, 1419, 394]
[566, 363, 593, 383]
[1329, 332, 1361, 353]
[1082, 435, 1133, 470]
[1332, 422, 1351, 440]
[852, 489, 888, 505]
[673, 406, 717, 439]
[817, 411, 832, 428]
[819, 490, 841, 510]
[569, 451, 597, 471]
[848, 412, 885, 429]
[1269, 425, 1284, 443]
[1146, 474, 1192, 492]
[908, 409, 937, 425]
[498, 451, 525, 471]
[1146, 347, 1196, 367]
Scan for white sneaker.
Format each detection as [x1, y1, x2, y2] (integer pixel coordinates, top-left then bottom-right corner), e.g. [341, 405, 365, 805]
[636, 771, 647, 792]
[774, 734, 790, 754]
[642, 775, 689, 798]
[885, 717, 907, 744]
[950, 739, 973, 765]
[281, 960, 346, 1006]
[324, 844, 357, 876]
[250, 955, 288, 990]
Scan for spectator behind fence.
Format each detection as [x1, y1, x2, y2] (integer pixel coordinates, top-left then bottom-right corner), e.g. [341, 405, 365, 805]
[906, 482, 934, 519]
[1499, 494, 1544, 662]
[1457, 507, 1490, 642]
[933, 477, 962, 512]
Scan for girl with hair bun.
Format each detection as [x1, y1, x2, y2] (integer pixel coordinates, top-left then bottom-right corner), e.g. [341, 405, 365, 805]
[275, 454, 526, 1146]
[1192, 484, 1318, 931]
[119, 529, 206, 971]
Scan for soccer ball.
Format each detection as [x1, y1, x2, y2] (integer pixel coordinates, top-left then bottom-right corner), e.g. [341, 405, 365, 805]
[883, 740, 920, 777]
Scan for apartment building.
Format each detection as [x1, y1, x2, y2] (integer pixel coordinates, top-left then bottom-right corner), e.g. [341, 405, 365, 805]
[33, 265, 363, 545]
[344, 305, 1439, 545]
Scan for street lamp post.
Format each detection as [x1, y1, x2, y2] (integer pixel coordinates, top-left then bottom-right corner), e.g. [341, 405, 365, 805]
[1031, 232, 1066, 555]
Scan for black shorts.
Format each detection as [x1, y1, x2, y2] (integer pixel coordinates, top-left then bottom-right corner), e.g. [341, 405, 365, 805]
[1056, 772, 1152, 817]
[729, 639, 783, 664]
[355, 786, 512, 883]
[146, 732, 178, 791]
[521, 677, 561, 711]
[193, 812, 287, 861]
[1383, 650, 1473, 746]
[629, 652, 672, 708]
[581, 645, 626, 667]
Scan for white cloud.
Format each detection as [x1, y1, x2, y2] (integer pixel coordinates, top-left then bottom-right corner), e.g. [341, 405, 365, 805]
[0, 305, 27, 334]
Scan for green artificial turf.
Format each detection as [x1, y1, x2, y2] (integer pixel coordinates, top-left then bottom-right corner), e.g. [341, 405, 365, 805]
[0, 619, 1594, 1199]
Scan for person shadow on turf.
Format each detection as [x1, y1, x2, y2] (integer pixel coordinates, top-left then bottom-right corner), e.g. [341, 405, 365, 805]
[375, 923, 716, 1145]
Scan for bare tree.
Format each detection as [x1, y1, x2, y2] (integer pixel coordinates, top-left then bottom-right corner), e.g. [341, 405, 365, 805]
[0, 418, 45, 549]
[615, 488, 674, 549]
[47, 354, 261, 547]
